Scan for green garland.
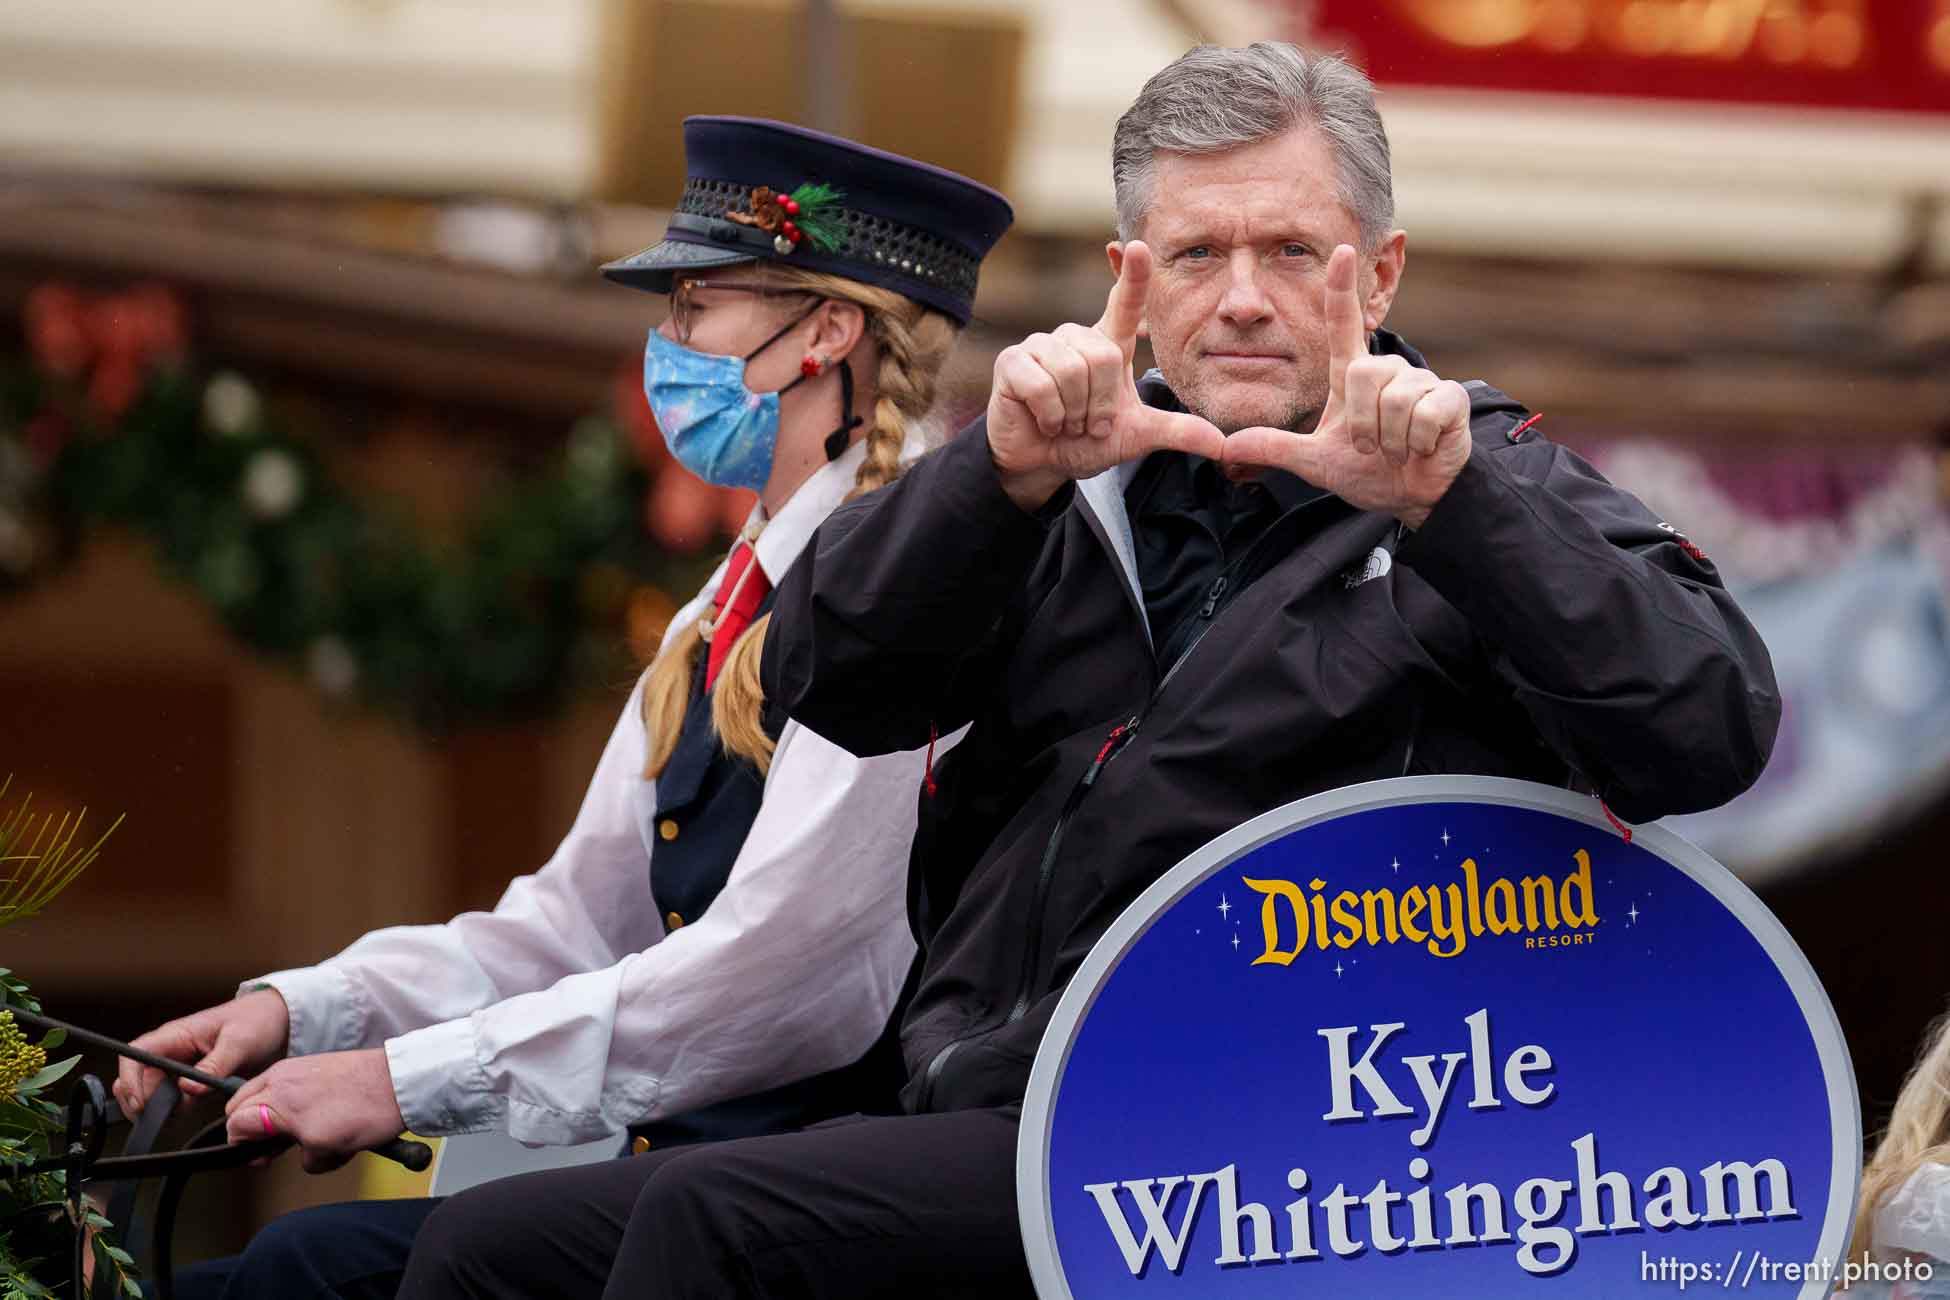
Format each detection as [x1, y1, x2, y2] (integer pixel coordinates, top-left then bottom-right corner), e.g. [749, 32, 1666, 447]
[784, 183, 847, 253]
[1, 294, 720, 732]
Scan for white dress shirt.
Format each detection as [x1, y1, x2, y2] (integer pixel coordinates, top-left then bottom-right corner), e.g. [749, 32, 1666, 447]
[251, 442, 926, 1145]
[1871, 1162, 1950, 1297]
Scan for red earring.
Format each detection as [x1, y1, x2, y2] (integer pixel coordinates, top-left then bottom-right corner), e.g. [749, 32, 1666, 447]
[801, 355, 825, 378]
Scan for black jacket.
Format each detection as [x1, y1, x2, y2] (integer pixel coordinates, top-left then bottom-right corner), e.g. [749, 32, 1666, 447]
[762, 348, 1780, 1116]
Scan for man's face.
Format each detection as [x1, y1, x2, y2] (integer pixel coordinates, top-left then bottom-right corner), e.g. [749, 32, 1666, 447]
[1125, 126, 1399, 434]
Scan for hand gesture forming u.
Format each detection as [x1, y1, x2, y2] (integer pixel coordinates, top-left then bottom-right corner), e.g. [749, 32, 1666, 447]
[1222, 245, 1472, 528]
[986, 241, 1226, 511]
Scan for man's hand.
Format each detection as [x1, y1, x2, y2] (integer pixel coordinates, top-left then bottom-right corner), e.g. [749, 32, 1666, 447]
[113, 988, 290, 1117]
[986, 241, 1226, 511]
[224, 1049, 407, 1175]
[1222, 245, 1472, 529]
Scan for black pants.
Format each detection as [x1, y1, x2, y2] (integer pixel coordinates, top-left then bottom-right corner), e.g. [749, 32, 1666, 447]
[167, 1197, 440, 1300]
[397, 1107, 1033, 1300]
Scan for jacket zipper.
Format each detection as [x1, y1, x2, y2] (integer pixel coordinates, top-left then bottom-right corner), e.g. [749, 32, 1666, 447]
[1006, 714, 1142, 1022]
[918, 712, 1143, 1109]
[1198, 574, 1228, 619]
[999, 520, 1301, 1027]
[919, 1037, 963, 1107]
[918, 510, 1315, 1107]
[1166, 573, 1232, 691]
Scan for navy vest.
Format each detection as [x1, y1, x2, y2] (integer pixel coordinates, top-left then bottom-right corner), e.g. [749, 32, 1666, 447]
[629, 602, 902, 1150]
[645, 650, 768, 929]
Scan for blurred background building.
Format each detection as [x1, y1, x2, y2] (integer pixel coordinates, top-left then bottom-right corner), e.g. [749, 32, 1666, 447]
[2, 0, 1946, 1259]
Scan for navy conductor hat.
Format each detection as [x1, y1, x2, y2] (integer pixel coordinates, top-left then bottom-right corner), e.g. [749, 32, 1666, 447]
[600, 116, 1014, 326]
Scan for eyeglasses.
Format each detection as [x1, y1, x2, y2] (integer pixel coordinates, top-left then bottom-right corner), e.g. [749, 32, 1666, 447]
[668, 278, 813, 346]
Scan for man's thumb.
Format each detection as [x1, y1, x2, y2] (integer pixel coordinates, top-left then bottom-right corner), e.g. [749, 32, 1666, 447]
[1221, 426, 1311, 479]
[1136, 407, 1226, 462]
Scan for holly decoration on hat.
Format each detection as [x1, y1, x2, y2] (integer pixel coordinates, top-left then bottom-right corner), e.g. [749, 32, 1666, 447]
[726, 182, 845, 256]
[779, 183, 844, 253]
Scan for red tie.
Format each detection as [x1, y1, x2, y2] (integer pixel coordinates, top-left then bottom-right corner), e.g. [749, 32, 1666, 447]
[704, 541, 771, 690]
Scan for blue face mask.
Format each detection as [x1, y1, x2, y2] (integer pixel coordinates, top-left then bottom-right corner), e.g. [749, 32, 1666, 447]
[640, 305, 821, 492]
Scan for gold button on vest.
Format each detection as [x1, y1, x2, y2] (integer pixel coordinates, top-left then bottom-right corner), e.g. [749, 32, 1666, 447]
[632, 1136, 651, 1155]
[658, 818, 679, 841]
[665, 911, 686, 932]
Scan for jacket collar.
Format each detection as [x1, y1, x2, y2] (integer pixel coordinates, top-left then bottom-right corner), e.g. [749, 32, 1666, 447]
[1072, 329, 1426, 646]
[1075, 466, 1151, 648]
[1071, 333, 1524, 658]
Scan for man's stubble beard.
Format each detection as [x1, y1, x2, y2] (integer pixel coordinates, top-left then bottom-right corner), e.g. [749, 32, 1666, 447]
[1163, 358, 1328, 437]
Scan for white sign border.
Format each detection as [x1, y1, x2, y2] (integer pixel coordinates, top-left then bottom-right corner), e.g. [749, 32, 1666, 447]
[1017, 775, 1861, 1300]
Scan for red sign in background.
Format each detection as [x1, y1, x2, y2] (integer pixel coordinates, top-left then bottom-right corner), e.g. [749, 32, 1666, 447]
[1309, 0, 1950, 116]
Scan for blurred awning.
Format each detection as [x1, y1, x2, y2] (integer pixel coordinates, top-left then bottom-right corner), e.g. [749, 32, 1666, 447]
[5, 0, 1948, 276]
[1311, 0, 1950, 116]
[1294, 0, 1950, 271]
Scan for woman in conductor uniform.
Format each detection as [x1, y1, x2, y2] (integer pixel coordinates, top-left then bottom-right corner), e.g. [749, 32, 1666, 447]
[116, 117, 1013, 1299]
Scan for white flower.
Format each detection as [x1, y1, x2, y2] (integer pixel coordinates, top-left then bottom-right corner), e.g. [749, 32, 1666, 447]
[204, 371, 263, 439]
[307, 637, 360, 700]
[242, 450, 303, 521]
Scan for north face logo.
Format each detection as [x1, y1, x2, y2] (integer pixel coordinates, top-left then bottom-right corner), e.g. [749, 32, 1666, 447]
[1344, 547, 1393, 589]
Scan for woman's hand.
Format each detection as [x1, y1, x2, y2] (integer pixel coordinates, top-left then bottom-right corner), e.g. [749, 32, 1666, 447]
[224, 1048, 408, 1174]
[113, 987, 291, 1116]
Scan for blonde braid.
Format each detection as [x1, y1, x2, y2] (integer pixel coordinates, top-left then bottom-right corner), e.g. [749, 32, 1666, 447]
[644, 268, 962, 778]
[1844, 1006, 1950, 1282]
[639, 617, 706, 780]
[850, 306, 958, 501]
[708, 610, 777, 772]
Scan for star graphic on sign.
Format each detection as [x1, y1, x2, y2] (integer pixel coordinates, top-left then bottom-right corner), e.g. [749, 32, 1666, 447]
[1333, 960, 1345, 978]
[1440, 828, 1451, 846]
[1627, 903, 1640, 925]
[1217, 894, 1231, 920]
[1231, 933, 1240, 951]
[1390, 857, 1400, 873]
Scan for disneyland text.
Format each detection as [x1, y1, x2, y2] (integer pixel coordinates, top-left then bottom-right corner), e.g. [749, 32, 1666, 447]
[1243, 849, 1601, 961]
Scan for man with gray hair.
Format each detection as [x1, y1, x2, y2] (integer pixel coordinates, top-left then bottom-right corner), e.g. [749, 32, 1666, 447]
[416, 43, 1778, 1298]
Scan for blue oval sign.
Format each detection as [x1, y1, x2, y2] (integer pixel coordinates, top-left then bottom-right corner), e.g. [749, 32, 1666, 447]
[1019, 778, 1858, 1299]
